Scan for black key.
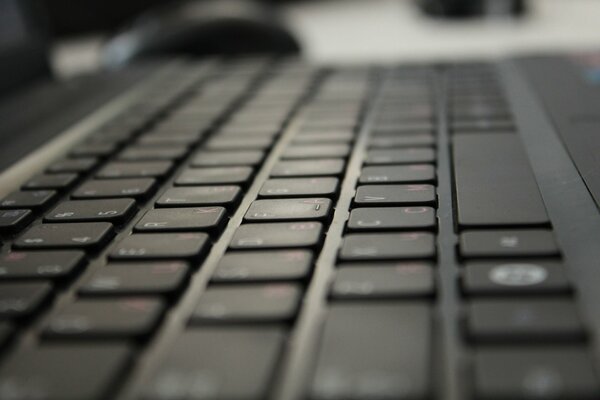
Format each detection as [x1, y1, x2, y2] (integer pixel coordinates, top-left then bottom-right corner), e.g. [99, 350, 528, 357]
[156, 186, 241, 209]
[331, 262, 434, 299]
[191, 150, 265, 167]
[450, 119, 514, 132]
[460, 230, 559, 258]
[0, 209, 33, 234]
[230, 222, 322, 249]
[23, 173, 78, 190]
[467, 299, 584, 342]
[369, 135, 434, 148]
[340, 232, 435, 260]
[365, 148, 435, 165]
[463, 260, 571, 295]
[45, 199, 136, 224]
[347, 206, 436, 231]
[282, 144, 351, 159]
[260, 178, 339, 198]
[143, 328, 284, 400]
[354, 184, 436, 206]
[0, 322, 12, 347]
[310, 303, 431, 400]
[245, 198, 332, 222]
[359, 164, 435, 184]
[15, 223, 113, 251]
[118, 145, 188, 161]
[206, 136, 273, 150]
[190, 284, 301, 323]
[0, 282, 52, 318]
[453, 134, 550, 227]
[271, 159, 345, 177]
[44, 298, 164, 338]
[110, 233, 209, 260]
[136, 133, 199, 146]
[213, 250, 312, 282]
[72, 178, 157, 200]
[0, 190, 56, 210]
[80, 262, 189, 296]
[135, 207, 226, 233]
[176, 167, 253, 186]
[293, 131, 354, 144]
[96, 161, 173, 179]
[0, 344, 131, 400]
[0, 251, 85, 280]
[372, 122, 434, 134]
[47, 158, 98, 174]
[474, 347, 600, 399]
[70, 142, 118, 158]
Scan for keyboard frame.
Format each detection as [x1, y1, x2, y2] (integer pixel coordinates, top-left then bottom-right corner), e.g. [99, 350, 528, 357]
[0, 57, 599, 400]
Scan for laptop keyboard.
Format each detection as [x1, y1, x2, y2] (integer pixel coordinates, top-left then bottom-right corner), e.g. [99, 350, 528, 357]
[0, 59, 598, 399]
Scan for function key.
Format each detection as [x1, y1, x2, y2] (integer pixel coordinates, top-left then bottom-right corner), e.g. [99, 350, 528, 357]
[460, 230, 560, 258]
[359, 165, 435, 184]
[463, 260, 571, 295]
[230, 222, 322, 249]
[175, 167, 253, 186]
[190, 284, 301, 324]
[282, 144, 351, 159]
[191, 150, 265, 167]
[0, 282, 52, 319]
[23, 173, 78, 191]
[0, 251, 85, 281]
[205, 136, 273, 150]
[271, 159, 345, 177]
[368, 134, 435, 148]
[118, 145, 188, 162]
[467, 299, 585, 343]
[44, 298, 165, 338]
[245, 198, 332, 222]
[14, 223, 114, 251]
[96, 161, 173, 179]
[70, 142, 118, 158]
[331, 262, 434, 299]
[110, 233, 209, 260]
[72, 178, 157, 200]
[354, 184, 436, 206]
[259, 178, 339, 198]
[347, 207, 436, 231]
[293, 131, 354, 144]
[45, 199, 136, 224]
[340, 232, 435, 261]
[79, 262, 189, 296]
[47, 157, 98, 174]
[0, 190, 56, 210]
[156, 186, 241, 209]
[365, 148, 436, 165]
[213, 250, 312, 282]
[135, 207, 226, 234]
[474, 347, 599, 399]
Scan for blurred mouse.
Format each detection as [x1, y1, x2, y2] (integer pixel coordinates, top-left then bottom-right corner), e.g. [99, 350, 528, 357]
[418, 0, 527, 18]
[102, 0, 300, 67]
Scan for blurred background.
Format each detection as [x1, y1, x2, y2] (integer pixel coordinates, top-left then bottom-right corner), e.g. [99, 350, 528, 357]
[4, 0, 600, 77]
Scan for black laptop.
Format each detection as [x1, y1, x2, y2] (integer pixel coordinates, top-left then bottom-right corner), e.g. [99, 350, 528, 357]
[0, 1, 599, 399]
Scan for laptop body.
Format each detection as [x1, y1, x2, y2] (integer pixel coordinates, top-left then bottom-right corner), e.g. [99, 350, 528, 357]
[0, 1, 600, 399]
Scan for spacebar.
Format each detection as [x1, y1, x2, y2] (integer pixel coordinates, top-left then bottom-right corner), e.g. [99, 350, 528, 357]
[453, 133, 549, 227]
[310, 303, 431, 400]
